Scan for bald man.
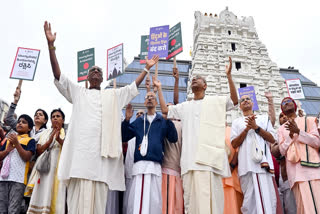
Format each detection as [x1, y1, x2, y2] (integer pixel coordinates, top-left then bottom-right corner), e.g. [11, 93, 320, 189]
[122, 92, 178, 214]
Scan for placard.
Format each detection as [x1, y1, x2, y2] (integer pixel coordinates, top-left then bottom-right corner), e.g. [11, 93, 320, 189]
[140, 35, 149, 64]
[148, 25, 169, 58]
[238, 86, 259, 111]
[166, 22, 183, 60]
[285, 79, 305, 100]
[10, 47, 40, 81]
[107, 43, 123, 80]
[77, 48, 95, 82]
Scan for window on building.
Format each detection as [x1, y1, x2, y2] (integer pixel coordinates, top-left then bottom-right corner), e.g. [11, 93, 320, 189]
[228, 30, 231, 35]
[231, 43, 236, 51]
[235, 62, 241, 70]
[240, 83, 247, 88]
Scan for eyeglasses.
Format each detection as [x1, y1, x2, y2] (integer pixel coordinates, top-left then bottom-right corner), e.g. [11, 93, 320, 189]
[281, 99, 293, 105]
[145, 95, 156, 100]
[240, 97, 251, 103]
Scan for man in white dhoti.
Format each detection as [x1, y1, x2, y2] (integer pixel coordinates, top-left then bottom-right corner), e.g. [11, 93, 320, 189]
[231, 95, 277, 214]
[43, 21, 159, 214]
[156, 57, 238, 214]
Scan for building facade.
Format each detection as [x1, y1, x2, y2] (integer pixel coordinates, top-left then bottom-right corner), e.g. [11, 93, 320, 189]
[190, 8, 288, 124]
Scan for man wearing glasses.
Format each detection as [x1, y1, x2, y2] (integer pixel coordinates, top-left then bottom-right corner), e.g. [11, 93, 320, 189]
[231, 94, 277, 214]
[278, 97, 320, 214]
[156, 57, 238, 214]
[121, 92, 177, 214]
[44, 21, 159, 213]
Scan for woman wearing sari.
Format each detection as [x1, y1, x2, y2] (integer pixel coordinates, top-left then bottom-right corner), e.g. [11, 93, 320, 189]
[25, 109, 66, 214]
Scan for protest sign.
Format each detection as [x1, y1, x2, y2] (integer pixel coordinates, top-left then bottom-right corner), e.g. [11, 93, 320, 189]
[166, 22, 183, 60]
[238, 86, 259, 111]
[10, 47, 40, 81]
[140, 35, 149, 64]
[107, 43, 124, 80]
[285, 79, 305, 100]
[148, 25, 169, 59]
[77, 48, 95, 82]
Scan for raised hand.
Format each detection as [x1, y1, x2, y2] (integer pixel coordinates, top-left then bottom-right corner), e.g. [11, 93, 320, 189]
[7, 133, 19, 147]
[245, 115, 258, 130]
[6, 141, 14, 152]
[264, 91, 273, 100]
[152, 75, 161, 90]
[173, 68, 179, 80]
[13, 87, 21, 104]
[145, 55, 159, 70]
[285, 119, 300, 135]
[44, 21, 56, 45]
[225, 56, 232, 76]
[125, 104, 134, 121]
[145, 75, 151, 92]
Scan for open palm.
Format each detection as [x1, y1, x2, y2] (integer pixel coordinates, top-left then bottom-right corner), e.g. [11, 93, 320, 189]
[44, 21, 56, 44]
[145, 55, 159, 70]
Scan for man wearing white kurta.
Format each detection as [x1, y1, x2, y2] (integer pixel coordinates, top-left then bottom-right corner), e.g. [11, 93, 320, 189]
[156, 57, 238, 214]
[44, 21, 159, 213]
[231, 95, 277, 214]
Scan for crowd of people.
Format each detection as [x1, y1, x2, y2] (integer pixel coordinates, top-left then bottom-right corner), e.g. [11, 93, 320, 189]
[0, 21, 319, 214]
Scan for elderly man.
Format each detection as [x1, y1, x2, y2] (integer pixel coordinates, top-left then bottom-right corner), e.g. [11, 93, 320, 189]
[156, 57, 238, 214]
[44, 21, 159, 213]
[231, 95, 277, 214]
[122, 92, 178, 214]
[278, 97, 320, 214]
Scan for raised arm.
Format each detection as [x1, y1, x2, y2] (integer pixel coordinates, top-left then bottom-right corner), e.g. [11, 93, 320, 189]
[153, 76, 168, 114]
[135, 55, 159, 87]
[226, 57, 238, 106]
[44, 21, 61, 80]
[265, 91, 276, 127]
[145, 74, 151, 92]
[4, 87, 21, 129]
[173, 67, 179, 105]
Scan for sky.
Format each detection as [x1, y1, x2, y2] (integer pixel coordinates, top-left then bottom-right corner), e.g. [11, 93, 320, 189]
[1, 0, 319, 125]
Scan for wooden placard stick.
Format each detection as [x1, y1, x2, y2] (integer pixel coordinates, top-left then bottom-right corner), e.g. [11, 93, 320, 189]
[173, 56, 177, 69]
[85, 80, 88, 89]
[113, 78, 117, 89]
[17, 80, 23, 89]
[155, 62, 158, 79]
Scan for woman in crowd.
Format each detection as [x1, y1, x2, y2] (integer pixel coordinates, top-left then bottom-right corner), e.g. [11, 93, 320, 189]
[25, 108, 66, 214]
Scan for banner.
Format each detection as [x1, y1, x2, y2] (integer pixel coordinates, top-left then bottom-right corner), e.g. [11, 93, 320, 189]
[10, 47, 40, 81]
[238, 86, 259, 111]
[140, 35, 149, 64]
[148, 25, 169, 59]
[285, 79, 305, 100]
[166, 22, 183, 60]
[77, 48, 95, 82]
[107, 43, 123, 80]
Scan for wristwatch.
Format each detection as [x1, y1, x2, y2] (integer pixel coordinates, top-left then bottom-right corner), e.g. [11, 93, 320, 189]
[255, 126, 261, 134]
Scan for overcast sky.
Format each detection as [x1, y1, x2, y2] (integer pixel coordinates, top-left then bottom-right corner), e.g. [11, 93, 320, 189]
[1, 0, 319, 124]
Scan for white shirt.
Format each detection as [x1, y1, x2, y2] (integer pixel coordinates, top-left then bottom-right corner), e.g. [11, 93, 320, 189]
[168, 98, 234, 177]
[231, 115, 275, 177]
[54, 74, 139, 191]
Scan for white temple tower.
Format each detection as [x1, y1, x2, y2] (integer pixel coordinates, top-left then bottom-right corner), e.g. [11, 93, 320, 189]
[189, 7, 287, 124]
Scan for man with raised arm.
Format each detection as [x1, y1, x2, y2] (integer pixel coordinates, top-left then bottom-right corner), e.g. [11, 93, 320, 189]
[43, 21, 159, 214]
[155, 57, 238, 214]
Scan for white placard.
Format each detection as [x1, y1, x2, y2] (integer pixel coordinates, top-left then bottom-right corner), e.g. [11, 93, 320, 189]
[10, 47, 40, 81]
[285, 79, 305, 100]
[107, 43, 123, 80]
